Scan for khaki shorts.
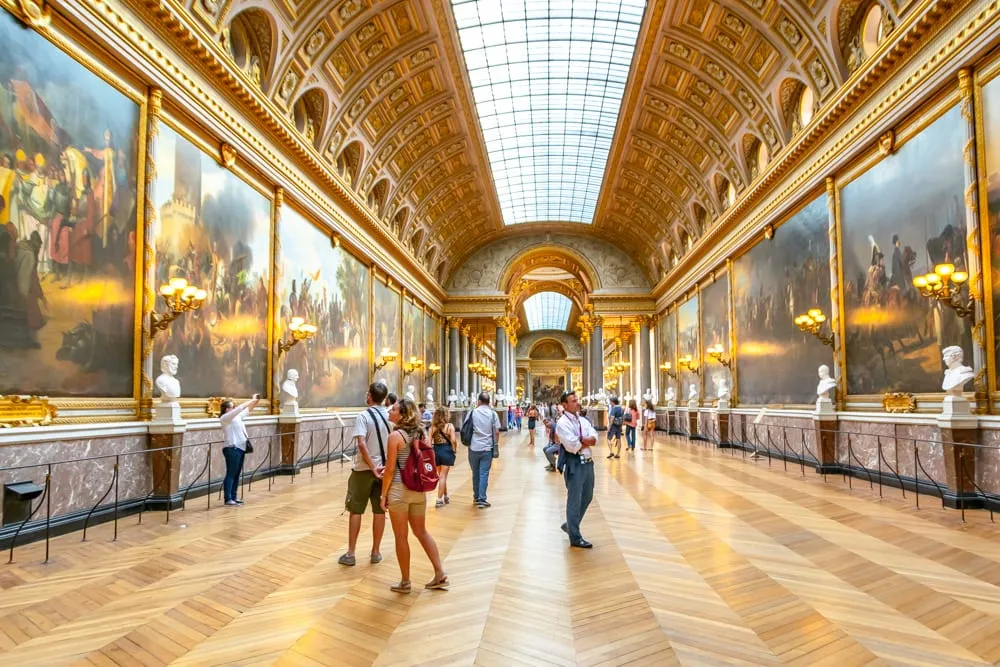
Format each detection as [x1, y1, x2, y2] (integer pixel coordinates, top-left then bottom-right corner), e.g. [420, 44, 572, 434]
[387, 486, 426, 515]
[345, 470, 384, 515]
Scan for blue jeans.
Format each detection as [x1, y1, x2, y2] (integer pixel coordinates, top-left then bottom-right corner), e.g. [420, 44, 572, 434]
[563, 455, 595, 543]
[625, 426, 636, 449]
[543, 443, 559, 467]
[468, 449, 493, 503]
[222, 446, 245, 502]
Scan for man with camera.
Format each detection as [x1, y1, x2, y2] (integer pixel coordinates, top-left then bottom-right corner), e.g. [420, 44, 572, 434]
[555, 390, 597, 549]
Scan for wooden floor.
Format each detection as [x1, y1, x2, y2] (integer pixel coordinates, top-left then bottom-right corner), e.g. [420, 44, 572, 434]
[2, 432, 1000, 667]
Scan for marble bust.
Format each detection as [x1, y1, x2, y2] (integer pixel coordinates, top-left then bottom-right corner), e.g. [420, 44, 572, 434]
[942, 346, 974, 396]
[155, 355, 181, 403]
[716, 377, 730, 400]
[816, 364, 837, 399]
[688, 383, 698, 401]
[496, 389, 506, 406]
[447, 389, 457, 408]
[425, 386, 435, 407]
[280, 369, 299, 417]
[405, 385, 415, 401]
[665, 386, 676, 404]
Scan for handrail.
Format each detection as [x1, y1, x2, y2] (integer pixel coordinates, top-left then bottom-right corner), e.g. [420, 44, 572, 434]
[8, 466, 50, 564]
[82, 461, 118, 541]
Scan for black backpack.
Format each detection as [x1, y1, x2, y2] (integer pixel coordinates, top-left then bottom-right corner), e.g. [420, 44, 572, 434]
[611, 406, 623, 427]
[460, 411, 474, 447]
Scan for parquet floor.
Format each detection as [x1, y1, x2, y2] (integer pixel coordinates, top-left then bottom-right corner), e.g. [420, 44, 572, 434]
[2, 432, 1000, 666]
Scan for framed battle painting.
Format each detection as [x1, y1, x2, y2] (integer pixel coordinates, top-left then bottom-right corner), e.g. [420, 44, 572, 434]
[839, 99, 970, 396]
[980, 65, 1000, 396]
[733, 193, 831, 405]
[372, 277, 401, 395]
[700, 274, 730, 404]
[677, 295, 699, 403]
[402, 297, 423, 400]
[151, 121, 271, 399]
[656, 308, 676, 404]
[0, 12, 143, 399]
[276, 205, 370, 408]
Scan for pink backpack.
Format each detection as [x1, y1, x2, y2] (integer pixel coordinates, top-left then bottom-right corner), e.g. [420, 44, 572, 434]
[402, 431, 438, 492]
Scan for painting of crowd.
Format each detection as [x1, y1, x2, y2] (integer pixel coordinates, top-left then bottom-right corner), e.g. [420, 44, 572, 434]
[656, 309, 676, 400]
[701, 276, 730, 400]
[152, 125, 270, 398]
[841, 107, 971, 395]
[424, 311, 439, 399]
[278, 207, 369, 408]
[734, 195, 831, 405]
[403, 299, 424, 393]
[984, 76, 1000, 369]
[677, 297, 699, 400]
[372, 279, 401, 394]
[532, 375, 565, 405]
[0, 14, 139, 396]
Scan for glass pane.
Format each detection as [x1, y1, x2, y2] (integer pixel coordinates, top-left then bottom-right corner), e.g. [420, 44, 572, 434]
[451, 0, 646, 225]
[523, 292, 573, 330]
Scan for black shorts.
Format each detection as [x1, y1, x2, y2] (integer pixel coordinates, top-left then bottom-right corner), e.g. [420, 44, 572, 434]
[608, 425, 623, 438]
[433, 443, 456, 467]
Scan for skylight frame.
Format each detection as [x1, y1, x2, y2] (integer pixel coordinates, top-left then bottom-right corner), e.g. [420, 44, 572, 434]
[523, 292, 573, 331]
[451, 0, 646, 226]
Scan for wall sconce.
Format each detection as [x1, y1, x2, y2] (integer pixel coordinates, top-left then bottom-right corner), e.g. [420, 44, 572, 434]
[913, 263, 973, 318]
[427, 362, 441, 376]
[794, 308, 834, 347]
[403, 356, 424, 376]
[678, 354, 699, 373]
[278, 316, 317, 354]
[373, 347, 398, 372]
[706, 343, 732, 369]
[659, 361, 676, 378]
[151, 278, 207, 338]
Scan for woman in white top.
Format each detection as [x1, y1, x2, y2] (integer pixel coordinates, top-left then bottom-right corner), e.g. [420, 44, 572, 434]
[219, 393, 260, 505]
[642, 399, 657, 451]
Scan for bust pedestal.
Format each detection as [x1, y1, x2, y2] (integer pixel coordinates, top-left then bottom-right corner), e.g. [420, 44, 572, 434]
[812, 413, 839, 473]
[280, 399, 300, 418]
[713, 399, 731, 446]
[937, 395, 981, 509]
[815, 396, 835, 417]
[279, 413, 305, 475]
[686, 400, 699, 440]
[147, 415, 187, 511]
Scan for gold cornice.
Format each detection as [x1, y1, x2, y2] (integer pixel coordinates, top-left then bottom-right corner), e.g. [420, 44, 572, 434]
[84, 0, 446, 305]
[653, 0, 986, 306]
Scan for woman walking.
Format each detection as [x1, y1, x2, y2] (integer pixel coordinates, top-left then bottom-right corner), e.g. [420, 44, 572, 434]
[380, 398, 448, 594]
[625, 399, 639, 452]
[219, 393, 260, 506]
[642, 399, 657, 451]
[429, 407, 457, 508]
[526, 404, 539, 446]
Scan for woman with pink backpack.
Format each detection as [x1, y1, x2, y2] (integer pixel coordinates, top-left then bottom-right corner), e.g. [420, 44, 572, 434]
[380, 397, 449, 593]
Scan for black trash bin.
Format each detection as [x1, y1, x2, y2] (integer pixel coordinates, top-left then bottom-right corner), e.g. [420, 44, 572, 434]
[3, 481, 44, 526]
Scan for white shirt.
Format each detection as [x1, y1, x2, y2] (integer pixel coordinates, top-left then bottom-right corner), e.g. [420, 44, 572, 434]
[352, 406, 390, 471]
[556, 411, 597, 459]
[469, 405, 500, 452]
[220, 400, 252, 450]
[643, 408, 656, 421]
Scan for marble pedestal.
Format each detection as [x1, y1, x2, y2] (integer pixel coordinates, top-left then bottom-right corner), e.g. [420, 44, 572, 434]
[590, 408, 607, 431]
[938, 396, 981, 509]
[279, 415, 304, 475]
[667, 402, 682, 435]
[495, 408, 509, 431]
[713, 405, 732, 446]
[687, 401, 699, 440]
[813, 413, 839, 473]
[147, 420, 187, 510]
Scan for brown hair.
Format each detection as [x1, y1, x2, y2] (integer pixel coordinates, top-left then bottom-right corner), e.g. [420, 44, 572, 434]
[394, 397, 424, 439]
[431, 406, 450, 433]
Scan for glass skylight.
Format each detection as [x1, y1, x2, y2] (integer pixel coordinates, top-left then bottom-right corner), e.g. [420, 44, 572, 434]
[451, 0, 646, 225]
[523, 292, 573, 330]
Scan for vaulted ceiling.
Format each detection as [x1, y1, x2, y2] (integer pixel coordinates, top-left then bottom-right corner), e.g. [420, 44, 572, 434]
[179, 0, 906, 286]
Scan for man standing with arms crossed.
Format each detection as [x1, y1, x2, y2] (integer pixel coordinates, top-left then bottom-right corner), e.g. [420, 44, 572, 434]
[339, 381, 390, 566]
[556, 390, 597, 548]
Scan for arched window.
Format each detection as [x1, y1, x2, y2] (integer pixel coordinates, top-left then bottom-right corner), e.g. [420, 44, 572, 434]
[861, 4, 883, 57]
[798, 86, 815, 128]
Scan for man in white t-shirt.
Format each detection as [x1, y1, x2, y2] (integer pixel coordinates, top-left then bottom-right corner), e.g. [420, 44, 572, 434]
[466, 391, 500, 508]
[556, 390, 597, 548]
[339, 382, 390, 566]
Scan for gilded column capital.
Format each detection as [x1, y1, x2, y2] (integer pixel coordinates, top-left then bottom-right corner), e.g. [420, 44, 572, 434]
[447, 317, 463, 329]
[958, 67, 973, 99]
[274, 186, 284, 209]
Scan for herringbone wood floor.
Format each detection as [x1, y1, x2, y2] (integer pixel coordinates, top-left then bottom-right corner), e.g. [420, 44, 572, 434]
[2, 431, 1000, 666]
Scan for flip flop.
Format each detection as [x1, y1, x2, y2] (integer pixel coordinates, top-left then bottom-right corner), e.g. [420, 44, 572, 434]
[425, 575, 449, 590]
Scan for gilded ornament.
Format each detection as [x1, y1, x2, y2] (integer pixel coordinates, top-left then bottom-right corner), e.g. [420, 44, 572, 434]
[879, 12, 895, 40]
[688, 92, 706, 108]
[707, 138, 722, 157]
[395, 99, 412, 114]
[743, 0, 764, 11]
[304, 117, 316, 143]
[878, 129, 895, 156]
[388, 87, 405, 103]
[763, 223, 774, 240]
[411, 48, 432, 66]
[722, 14, 746, 33]
[847, 36, 865, 73]
[9, 0, 51, 28]
[219, 27, 232, 55]
[778, 17, 801, 46]
[202, 0, 220, 17]
[219, 142, 237, 168]
[761, 120, 778, 147]
[279, 71, 298, 101]
[357, 22, 378, 42]
[693, 79, 712, 96]
[305, 30, 326, 56]
[809, 60, 831, 90]
[430, 102, 450, 116]
[668, 42, 691, 59]
[332, 55, 352, 79]
[348, 97, 366, 120]
[246, 56, 262, 87]
[374, 69, 397, 90]
[705, 61, 726, 82]
[365, 41, 385, 59]
[0, 395, 57, 427]
[338, 0, 363, 22]
[736, 88, 757, 113]
[715, 33, 737, 52]
[648, 97, 668, 112]
[882, 392, 916, 413]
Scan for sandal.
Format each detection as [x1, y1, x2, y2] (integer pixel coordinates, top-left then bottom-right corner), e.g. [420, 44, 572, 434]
[390, 581, 412, 594]
[425, 575, 449, 590]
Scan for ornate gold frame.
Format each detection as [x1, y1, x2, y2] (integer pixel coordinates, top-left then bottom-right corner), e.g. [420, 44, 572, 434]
[975, 52, 1000, 410]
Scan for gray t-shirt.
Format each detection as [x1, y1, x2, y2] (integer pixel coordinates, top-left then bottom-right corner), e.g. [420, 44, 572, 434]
[352, 406, 390, 471]
[469, 405, 500, 452]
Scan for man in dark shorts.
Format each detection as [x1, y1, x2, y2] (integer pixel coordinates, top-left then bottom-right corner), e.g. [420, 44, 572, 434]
[606, 396, 623, 459]
[339, 382, 390, 566]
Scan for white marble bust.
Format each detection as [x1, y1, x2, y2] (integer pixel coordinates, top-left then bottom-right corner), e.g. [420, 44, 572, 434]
[665, 386, 676, 403]
[405, 384, 415, 401]
[942, 345, 974, 396]
[716, 377, 730, 401]
[425, 386, 434, 405]
[496, 389, 506, 406]
[816, 364, 837, 400]
[155, 355, 181, 403]
[447, 389, 457, 407]
[688, 383, 698, 401]
[280, 369, 299, 417]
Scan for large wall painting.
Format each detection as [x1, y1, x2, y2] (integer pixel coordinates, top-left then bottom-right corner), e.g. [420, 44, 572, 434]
[657, 309, 676, 403]
[372, 279, 400, 395]
[0, 14, 139, 396]
[701, 275, 730, 401]
[734, 194, 831, 405]
[983, 75, 1000, 378]
[532, 374, 565, 406]
[402, 298, 423, 399]
[423, 312, 438, 403]
[677, 296, 699, 402]
[841, 106, 969, 395]
[152, 124, 270, 398]
[277, 207, 369, 408]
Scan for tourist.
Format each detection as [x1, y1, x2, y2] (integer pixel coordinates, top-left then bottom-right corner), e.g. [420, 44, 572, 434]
[642, 399, 657, 451]
[606, 396, 623, 459]
[219, 393, 260, 506]
[467, 391, 500, 508]
[419, 402, 432, 423]
[556, 391, 596, 548]
[526, 404, 539, 447]
[514, 404, 523, 431]
[625, 399, 639, 451]
[380, 397, 448, 593]
[385, 392, 397, 408]
[429, 406, 457, 507]
[338, 382, 390, 567]
[542, 408, 560, 472]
